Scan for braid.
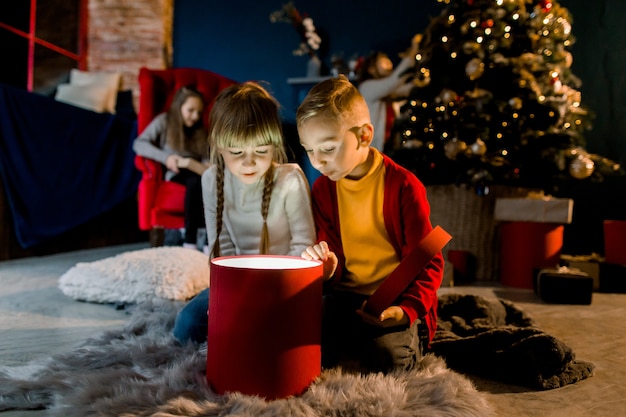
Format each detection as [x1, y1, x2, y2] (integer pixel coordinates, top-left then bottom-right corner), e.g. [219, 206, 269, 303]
[259, 164, 275, 255]
[211, 158, 225, 259]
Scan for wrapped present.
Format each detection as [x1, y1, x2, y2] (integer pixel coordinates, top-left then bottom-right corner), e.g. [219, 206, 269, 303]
[494, 192, 573, 224]
[534, 266, 593, 305]
[560, 254, 602, 291]
[561, 254, 626, 293]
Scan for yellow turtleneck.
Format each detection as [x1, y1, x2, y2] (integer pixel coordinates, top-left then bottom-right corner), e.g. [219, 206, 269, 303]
[336, 149, 400, 294]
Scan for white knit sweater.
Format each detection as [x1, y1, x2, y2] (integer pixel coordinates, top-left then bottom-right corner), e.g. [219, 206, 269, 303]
[201, 163, 316, 257]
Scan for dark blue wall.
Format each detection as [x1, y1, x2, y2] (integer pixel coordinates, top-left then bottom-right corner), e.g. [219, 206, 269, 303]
[172, 0, 443, 122]
[172, 0, 626, 167]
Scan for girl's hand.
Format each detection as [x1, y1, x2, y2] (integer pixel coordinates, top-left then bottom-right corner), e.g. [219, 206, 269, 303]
[356, 303, 409, 328]
[301, 241, 338, 280]
[166, 154, 180, 173]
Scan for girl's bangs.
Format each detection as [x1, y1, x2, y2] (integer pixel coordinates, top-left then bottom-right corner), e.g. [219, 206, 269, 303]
[218, 127, 274, 149]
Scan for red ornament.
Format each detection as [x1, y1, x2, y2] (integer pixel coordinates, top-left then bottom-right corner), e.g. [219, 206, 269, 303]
[541, 0, 552, 12]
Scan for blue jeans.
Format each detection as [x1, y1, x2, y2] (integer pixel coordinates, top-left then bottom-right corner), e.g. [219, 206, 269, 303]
[173, 288, 209, 344]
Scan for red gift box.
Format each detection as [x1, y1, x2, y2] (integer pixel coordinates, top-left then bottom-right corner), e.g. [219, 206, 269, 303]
[207, 256, 323, 400]
[604, 220, 626, 265]
[500, 222, 564, 289]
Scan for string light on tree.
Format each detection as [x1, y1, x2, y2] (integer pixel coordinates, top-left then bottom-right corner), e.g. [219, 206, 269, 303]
[388, 0, 622, 193]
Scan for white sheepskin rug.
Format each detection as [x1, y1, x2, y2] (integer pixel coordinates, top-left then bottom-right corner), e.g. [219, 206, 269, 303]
[58, 247, 210, 303]
[0, 300, 495, 417]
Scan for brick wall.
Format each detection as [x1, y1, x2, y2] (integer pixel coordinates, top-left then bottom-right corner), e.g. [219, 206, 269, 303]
[87, 0, 173, 108]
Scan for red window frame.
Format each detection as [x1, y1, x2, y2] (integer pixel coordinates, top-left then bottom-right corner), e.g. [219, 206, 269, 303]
[0, 0, 88, 91]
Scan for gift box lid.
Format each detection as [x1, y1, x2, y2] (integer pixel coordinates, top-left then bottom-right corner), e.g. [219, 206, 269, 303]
[495, 192, 573, 224]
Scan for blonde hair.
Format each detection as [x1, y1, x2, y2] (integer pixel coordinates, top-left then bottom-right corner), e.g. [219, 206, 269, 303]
[165, 85, 207, 158]
[207, 81, 288, 258]
[296, 75, 370, 129]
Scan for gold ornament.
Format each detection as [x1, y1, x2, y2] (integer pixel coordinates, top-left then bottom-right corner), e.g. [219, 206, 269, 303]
[444, 138, 467, 159]
[465, 58, 485, 80]
[508, 97, 523, 110]
[569, 155, 594, 179]
[439, 88, 458, 103]
[470, 138, 487, 155]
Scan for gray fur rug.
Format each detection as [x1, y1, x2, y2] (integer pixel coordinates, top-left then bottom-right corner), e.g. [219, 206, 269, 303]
[0, 299, 494, 417]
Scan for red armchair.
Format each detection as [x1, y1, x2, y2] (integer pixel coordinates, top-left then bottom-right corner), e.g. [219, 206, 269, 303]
[135, 67, 238, 244]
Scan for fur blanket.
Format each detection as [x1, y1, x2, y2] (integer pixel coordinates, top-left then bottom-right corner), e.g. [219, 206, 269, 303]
[0, 299, 494, 417]
[430, 293, 595, 390]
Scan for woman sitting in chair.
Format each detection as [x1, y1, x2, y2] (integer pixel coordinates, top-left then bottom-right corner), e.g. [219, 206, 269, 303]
[133, 85, 210, 253]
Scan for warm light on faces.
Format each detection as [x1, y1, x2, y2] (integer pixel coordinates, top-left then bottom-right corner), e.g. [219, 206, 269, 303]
[298, 118, 371, 181]
[180, 96, 204, 127]
[219, 145, 275, 184]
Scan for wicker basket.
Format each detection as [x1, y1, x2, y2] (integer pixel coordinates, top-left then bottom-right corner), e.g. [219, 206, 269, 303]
[427, 184, 531, 282]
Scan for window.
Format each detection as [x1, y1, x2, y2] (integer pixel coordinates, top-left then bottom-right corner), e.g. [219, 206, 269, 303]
[0, 0, 87, 95]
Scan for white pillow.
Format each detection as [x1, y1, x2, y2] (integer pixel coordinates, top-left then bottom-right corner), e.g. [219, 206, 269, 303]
[59, 247, 210, 304]
[69, 69, 121, 113]
[55, 83, 110, 113]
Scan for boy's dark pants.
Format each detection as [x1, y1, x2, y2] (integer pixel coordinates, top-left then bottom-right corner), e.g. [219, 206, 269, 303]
[322, 290, 422, 373]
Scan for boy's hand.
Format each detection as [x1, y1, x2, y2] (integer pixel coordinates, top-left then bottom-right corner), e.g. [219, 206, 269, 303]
[357, 303, 409, 328]
[301, 241, 338, 280]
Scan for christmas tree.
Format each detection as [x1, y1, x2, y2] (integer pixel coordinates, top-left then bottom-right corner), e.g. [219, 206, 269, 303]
[390, 0, 622, 195]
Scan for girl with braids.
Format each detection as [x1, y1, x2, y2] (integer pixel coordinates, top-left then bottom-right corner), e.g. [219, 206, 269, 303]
[133, 85, 210, 251]
[173, 81, 316, 344]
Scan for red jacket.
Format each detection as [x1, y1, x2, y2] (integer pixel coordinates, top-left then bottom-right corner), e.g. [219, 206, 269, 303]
[311, 153, 444, 342]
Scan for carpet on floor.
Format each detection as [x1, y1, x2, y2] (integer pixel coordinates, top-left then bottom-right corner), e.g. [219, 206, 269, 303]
[0, 299, 495, 417]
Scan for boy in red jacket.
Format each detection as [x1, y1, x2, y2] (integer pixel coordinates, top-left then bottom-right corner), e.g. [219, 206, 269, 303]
[297, 75, 444, 373]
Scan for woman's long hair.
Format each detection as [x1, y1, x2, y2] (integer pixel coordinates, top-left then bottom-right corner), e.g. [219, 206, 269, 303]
[165, 85, 208, 159]
[208, 82, 287, 259]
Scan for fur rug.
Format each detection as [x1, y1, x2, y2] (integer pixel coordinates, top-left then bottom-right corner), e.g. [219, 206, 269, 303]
[0, 299, 494, 417]
[431, 293, 595, 390]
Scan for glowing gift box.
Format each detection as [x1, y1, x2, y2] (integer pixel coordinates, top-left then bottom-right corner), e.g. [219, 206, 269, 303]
[207, 255, 323, 400]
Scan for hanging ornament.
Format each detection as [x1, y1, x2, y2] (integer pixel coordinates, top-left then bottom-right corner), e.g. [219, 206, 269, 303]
[462, 41, 481, 54]
[551, 76, 562, 93]
[540, 0, 553, 13]
[569, 154, 595, 179]
[465, 58, 485, 80]
[444, 138, 468, 159]
[563, 51, 573, 68]
[475, 184, 490, 196]
[439, 88, 458, 103]
[508, 97, 523, 110]
[470, 138, 487, 155]
[481, 19, 494, 29]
